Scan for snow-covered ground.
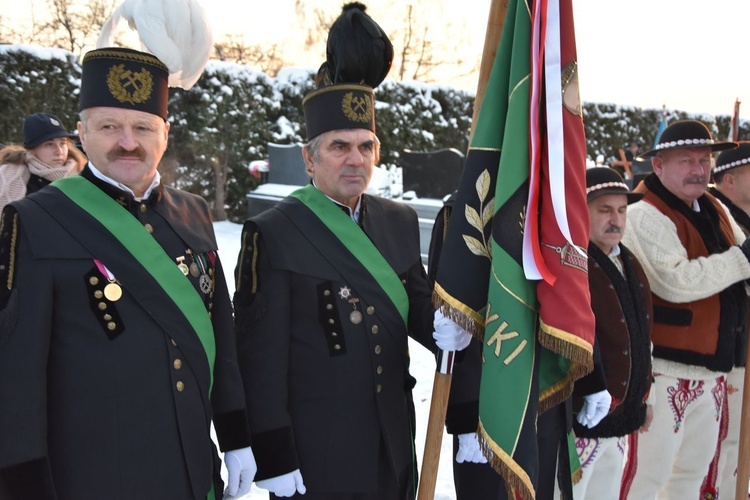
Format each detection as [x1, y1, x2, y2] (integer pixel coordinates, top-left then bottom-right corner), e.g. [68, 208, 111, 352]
[213, 220, 457, 499]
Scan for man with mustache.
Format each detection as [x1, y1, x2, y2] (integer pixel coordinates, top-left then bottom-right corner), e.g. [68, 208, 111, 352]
[620, 120, 750, 498]
[571, 167, 653, 499]
[0, 46, 256, 499]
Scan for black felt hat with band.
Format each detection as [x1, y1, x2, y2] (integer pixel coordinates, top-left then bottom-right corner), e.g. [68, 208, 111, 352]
[586, 167, 643, 204]
[303, 83, 375, 141]
[638, 119, 737, 159]
[714, 141, 750, 175]
[79, 48, 169, 120]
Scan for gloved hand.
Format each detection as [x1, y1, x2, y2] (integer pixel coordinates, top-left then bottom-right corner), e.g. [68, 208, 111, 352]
[576, 389, 612, 428]
[433, 308, 472, 351]
[455, 432, 488, 464]
[255, 469, 306, 497]
[223, 446, 257, 499]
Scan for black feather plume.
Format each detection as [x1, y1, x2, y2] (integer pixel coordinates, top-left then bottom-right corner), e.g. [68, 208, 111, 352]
[319, 2, 393, 89]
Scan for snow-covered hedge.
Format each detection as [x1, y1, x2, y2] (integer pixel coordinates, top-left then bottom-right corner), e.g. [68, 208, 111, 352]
[0, 45, 744, 221]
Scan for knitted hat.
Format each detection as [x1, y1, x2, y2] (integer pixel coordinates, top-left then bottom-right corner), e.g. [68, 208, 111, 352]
[23, 113, 76, 149]
[638, 119, 737, 159]
[714, 141, 750, 175]
[586, 167, 642, 204]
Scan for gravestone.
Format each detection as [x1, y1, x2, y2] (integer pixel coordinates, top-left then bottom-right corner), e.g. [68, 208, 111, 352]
[401, 148, 465, 199]
[267, 143, 309, 186]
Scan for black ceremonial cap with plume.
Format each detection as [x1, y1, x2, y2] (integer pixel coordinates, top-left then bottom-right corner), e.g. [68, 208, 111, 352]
[304, 2, 393, 140]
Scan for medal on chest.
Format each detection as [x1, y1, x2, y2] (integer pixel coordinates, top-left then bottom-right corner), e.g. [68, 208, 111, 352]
[339, 286, 362, 324]
[94, 258, 122, 302]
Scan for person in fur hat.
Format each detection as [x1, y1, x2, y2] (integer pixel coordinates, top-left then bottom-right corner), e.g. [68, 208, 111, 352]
[620, 120, 750, 499]
[0, 1, 256, 499]
[0, 113, 86, 209]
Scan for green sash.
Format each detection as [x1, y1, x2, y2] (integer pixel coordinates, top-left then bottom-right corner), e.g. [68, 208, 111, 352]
[51, 177, 216, 390]
[290, 185, 409, 326]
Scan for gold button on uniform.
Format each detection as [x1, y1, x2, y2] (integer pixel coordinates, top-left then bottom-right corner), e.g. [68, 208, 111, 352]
[331, 332, 338, 337]
[326, 304, 333, 310]
[375, 345, 382, 355]
[174, 359, 182, 369]
[94, 290, 103, 299]
[371, 325, 379, 334]
[140, 204, 147, 213]
[366, 306, 375, 315]
[89, 276, 99, 285]
[176, 381, 184, 392]
[171, 339, 177, 347]
[324, 290, 331, 296]
[376, 384, 382, 393]
[334, 344, 341, 351]
[107, 322, 116, 331]
[377, 366, 383, 374]
[328, 319, 335, 325]
[401, 279, 407, 285]
[98, 302, 107, 310]
[144, 223, 154, 233]
[103, 314, 112, 321]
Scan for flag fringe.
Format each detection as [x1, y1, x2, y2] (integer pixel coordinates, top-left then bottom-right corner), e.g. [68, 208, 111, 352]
[538, 319, 593, 371]
[478, 422, 535, 500]
[432, 287, 486, 340]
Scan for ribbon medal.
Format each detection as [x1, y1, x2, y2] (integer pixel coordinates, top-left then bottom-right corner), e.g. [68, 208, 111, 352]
[94, 259, 122, 302]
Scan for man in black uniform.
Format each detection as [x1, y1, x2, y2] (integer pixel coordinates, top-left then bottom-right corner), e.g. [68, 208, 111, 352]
[232, 6, 471, 499]
[0, 47, 256, 499]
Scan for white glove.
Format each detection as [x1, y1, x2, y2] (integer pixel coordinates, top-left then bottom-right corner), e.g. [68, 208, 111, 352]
[223, 446, 257, 499]
[433, 309, 472, 351]
[455, 432, 488, 464]
[256, 469, 306, 497]
[576, 389, 612, 428]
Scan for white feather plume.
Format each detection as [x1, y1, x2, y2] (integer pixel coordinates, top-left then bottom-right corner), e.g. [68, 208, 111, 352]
[96, 0, 213, 90]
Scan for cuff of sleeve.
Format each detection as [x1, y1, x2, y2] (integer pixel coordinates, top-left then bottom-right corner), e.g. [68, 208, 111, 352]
[214, 409, 252, 452]
[446, 401, 479, 435]
[574, 362, 607, 396]
[0, 457, 56, 499]
[252, 426, 299, 480]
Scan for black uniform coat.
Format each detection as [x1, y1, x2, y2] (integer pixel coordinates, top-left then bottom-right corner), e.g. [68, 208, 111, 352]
[0, 168, 250, 499]
[234, 193, 436, 496]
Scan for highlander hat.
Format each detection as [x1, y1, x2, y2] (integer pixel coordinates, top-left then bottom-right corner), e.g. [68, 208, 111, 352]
[714, 141, 750, 175]
[586, 167, 643, 204]
[23, 113, 76, 149]
[638, 119, 737, 159]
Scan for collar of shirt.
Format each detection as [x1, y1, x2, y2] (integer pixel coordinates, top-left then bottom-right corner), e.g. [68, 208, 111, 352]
[312, 181, 362, 223]
[607, 243, 625, 276]
[86, 162, 161, 201]
[692, 199, 701, 212]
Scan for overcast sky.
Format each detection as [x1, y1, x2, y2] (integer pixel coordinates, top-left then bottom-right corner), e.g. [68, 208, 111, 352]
[3, 0, 748, 116]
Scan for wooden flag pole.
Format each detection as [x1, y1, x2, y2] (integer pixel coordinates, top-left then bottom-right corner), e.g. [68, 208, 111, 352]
[736, 360, 750, 500]
[416, 2, 507, 499]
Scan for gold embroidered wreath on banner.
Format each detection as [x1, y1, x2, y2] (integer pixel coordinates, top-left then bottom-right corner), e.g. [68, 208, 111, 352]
[107, 64, 154, 105]
[341, 92, 372, 123]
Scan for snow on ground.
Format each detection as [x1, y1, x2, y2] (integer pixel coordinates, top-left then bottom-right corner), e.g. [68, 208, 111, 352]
[213, 220, 457, 499]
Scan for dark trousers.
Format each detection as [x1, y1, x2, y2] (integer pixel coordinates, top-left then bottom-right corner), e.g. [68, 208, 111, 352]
[452, 401, 572, 500]
[271, 439, 412, 500]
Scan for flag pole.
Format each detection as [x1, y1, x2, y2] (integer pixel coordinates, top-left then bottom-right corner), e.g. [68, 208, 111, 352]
[736, 356, 750, 499]
[416, 1, 507, 498]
